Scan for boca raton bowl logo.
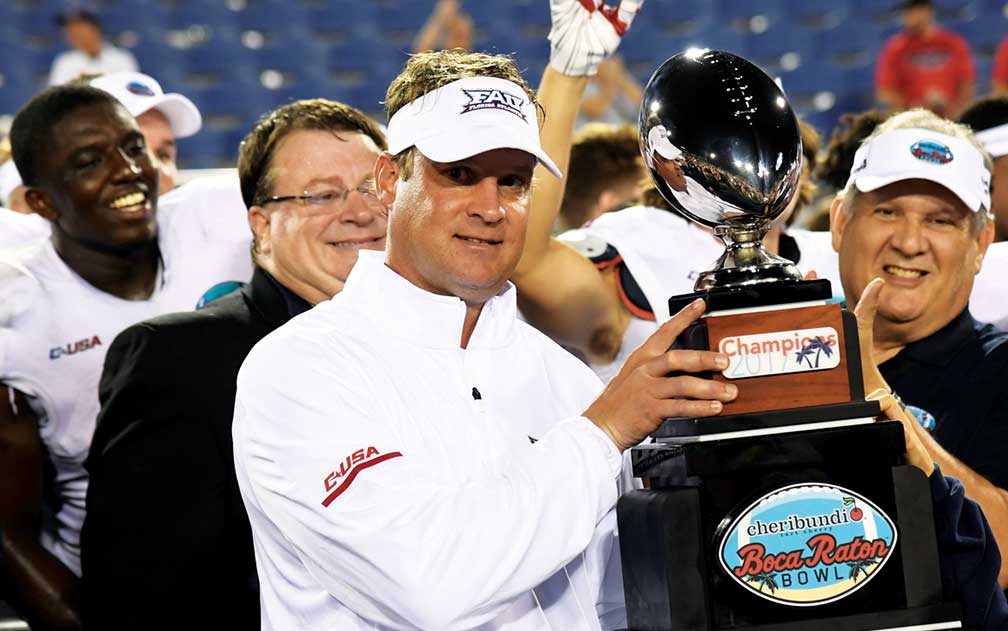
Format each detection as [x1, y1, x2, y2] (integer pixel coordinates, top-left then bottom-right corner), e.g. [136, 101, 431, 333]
[718, 483, 897, 606]
[910, 140, 953, 164]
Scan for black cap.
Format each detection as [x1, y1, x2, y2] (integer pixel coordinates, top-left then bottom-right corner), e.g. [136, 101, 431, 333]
[54, 8, 101, 28]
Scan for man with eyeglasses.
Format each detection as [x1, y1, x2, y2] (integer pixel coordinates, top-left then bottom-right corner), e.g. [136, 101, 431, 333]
[79, 98, 387, 628]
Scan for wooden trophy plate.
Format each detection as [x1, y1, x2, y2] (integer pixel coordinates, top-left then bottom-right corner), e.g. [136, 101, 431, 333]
[704, 304, 851, 415]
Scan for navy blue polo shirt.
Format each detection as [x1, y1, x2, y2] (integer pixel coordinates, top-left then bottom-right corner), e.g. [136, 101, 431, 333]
[881, 309, 1008, 489]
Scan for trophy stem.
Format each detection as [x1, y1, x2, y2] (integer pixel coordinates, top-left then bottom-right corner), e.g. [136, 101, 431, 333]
[694, 222, 803, 291]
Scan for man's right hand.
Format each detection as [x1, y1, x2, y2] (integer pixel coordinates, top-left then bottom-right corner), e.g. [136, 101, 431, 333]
[583, 299, 737, 451]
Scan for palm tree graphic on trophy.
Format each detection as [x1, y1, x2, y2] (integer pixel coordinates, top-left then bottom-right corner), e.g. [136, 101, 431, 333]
[795, 336, 834, 369]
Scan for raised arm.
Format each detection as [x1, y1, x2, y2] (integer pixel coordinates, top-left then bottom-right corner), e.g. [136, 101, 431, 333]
[0, 384, 81, 630]
[512, 0, 642, 355]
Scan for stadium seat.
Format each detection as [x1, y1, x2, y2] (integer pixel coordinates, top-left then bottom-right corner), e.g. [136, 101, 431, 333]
[959, 17, 1008, 57]
[746, 23, 815, 76]
[976, 56, 993, 93]
[787, 0, 851, 30]
[0, 77, 42, 116]
[304, 2, 378, 43]
[176, 127, 246, 169]
[649, 0, 715, 34]
[848, 0, 901, 25]
[689, 24, 748, 57]
[716, 0, 783, 31]
[234, 0, 309, 33]
[816, 22, 888, 68]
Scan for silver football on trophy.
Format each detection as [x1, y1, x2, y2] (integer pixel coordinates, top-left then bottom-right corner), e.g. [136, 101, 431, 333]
[640, 49, 804, 290]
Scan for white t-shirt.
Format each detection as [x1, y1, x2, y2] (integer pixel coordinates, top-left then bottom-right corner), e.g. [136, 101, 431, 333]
[972, 241, 1008, 330]
[0, 209, 50, 252]
[48, 42, 139, 86]
[562, 205, 842, 382]
[0, 196, 252, 575]
[234, 251, 627, 630]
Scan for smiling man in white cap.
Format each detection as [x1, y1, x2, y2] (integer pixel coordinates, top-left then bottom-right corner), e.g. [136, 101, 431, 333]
[88, 71, 202, 194]
[829, 108, 1008, 587]
[230, 4, 747, 629]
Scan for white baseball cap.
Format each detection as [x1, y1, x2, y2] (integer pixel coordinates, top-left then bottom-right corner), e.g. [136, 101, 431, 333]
[89, 72, 202, 138]
[974, 122, 1008, 159]
[386, 76, 561, 178]
[846, 128, 991, 213]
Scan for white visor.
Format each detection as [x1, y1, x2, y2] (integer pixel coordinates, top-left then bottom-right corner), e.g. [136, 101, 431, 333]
[645, 125, 683, 164]
[0, 160, 22, 206]
[89, 71, 202, 138]
[846, 128, 991, 213]
[386, 76, 561, 178]
[974, 122, 1008, 159]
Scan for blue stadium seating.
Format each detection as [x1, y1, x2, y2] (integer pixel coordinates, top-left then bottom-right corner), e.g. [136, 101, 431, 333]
[716, 0, 784, 28]
[649, 0, 715, 34]
[3, 0, 1005, 167]
[746, 23, 815, 76]
[788, 0, 851, 30]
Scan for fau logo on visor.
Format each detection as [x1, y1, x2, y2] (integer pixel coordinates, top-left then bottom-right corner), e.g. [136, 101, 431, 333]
[460, 88, 528, 121]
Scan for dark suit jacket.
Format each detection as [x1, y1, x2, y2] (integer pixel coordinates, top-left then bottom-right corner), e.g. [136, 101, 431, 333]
[81, 267, 300, 630]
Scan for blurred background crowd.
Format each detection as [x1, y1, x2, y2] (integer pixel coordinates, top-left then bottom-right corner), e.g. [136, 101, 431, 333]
[0, 0, 1006, 169]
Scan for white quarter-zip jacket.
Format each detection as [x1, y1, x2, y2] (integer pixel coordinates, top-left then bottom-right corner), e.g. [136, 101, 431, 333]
[233, 250, 627, 630]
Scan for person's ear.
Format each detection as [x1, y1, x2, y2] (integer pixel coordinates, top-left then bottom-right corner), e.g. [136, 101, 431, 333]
[375, 152, 399, 210]
[247, 205, 272, 256]
[974, 214, 996, 274]
[24, 187, 57, 222]
[829, 194, 847, 253]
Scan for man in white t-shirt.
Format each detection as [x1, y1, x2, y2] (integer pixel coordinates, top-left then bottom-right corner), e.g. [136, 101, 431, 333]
[48, 9, 138, 86]
[0, 84, 249, 629]
[1, 71, 206, 253]
[233, 5, 740, 629]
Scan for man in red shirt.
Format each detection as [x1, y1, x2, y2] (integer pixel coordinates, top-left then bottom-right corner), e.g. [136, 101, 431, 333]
[876, 0, 974, 118]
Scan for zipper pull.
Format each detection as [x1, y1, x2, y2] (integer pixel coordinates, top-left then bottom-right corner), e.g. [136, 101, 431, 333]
[471, 387, 482, 400]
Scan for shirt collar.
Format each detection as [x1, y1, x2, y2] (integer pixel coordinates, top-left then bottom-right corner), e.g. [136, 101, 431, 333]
[340, 250, 518, 350]
[892, 308, 975, 367]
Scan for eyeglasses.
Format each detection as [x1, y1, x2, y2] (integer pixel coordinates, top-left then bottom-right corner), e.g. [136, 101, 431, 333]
[257, 180, 380, 209]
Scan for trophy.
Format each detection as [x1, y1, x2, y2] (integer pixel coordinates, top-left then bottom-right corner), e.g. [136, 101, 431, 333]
[617, 50, 961, 630]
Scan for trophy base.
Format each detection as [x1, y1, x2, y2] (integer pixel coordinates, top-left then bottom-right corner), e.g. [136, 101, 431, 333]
[622, 603, 962, 631]
[652, 400, 881, 442]
[620, 423, 954, 630]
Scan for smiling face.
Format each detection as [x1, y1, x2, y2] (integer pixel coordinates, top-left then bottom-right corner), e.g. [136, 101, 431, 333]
[248, 129, 385, 303]
[377, 148, 535, 305]
[831, 179, 994, 344]
[26, 101, 158, 249]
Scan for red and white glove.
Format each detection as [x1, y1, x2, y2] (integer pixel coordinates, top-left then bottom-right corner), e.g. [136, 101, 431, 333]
[548, 0, 643, 77]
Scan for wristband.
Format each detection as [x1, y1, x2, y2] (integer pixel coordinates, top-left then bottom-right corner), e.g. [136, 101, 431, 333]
[887, 389, 936, 432]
